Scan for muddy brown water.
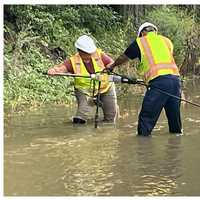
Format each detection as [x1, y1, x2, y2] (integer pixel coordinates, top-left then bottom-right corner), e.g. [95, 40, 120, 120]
[4, 79, 200, 196]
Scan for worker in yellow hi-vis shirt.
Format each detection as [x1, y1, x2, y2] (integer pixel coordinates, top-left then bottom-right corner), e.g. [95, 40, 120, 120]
[48, 35, 118, 124]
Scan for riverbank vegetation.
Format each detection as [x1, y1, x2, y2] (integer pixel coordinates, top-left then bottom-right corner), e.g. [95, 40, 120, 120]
[4, 5, 200, 112]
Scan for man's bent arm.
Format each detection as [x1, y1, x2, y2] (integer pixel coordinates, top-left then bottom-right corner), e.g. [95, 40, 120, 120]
[109, 54, 129, 71]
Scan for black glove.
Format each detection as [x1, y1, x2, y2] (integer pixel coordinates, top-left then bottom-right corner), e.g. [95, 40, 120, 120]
[103, 67, 113, 73]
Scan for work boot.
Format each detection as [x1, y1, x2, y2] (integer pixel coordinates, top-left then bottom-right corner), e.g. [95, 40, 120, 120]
[72, 116, 86, 124]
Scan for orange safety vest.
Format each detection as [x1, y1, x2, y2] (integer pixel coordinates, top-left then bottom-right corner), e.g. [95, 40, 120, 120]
[136, 32, 180, 83]
[70, 49, 112, 95]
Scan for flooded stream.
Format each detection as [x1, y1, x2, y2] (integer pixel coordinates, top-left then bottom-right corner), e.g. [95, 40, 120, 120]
[4, 79, 200, 196]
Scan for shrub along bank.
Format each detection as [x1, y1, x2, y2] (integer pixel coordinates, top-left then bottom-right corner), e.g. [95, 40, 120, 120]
[4, 5, 197, 112]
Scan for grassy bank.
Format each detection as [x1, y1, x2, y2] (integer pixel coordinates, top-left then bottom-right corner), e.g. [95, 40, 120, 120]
[4, 5, 199, 113]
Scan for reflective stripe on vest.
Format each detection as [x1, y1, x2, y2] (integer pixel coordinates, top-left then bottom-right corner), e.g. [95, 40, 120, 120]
[137, 32, 180, 82]
[71, 50, 105, 74]
[70, 49, 112, 95]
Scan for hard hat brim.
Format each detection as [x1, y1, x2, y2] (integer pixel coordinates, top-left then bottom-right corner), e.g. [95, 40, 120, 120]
[137, 22, 158, 37]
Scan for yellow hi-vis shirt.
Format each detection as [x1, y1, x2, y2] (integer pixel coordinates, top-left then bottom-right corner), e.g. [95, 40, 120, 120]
[70, 48, 112, 96]
[136, 32, 180, 83]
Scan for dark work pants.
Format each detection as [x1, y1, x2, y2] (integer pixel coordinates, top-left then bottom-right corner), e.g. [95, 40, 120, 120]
[137, 75, 182, 136]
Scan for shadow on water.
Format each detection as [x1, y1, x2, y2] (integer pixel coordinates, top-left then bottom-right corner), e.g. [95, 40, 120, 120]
[4, 79, 200, 196]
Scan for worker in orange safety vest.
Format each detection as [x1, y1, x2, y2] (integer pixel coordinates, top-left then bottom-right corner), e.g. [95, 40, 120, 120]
[48, 35, 118, 124]
[106, 22, 182, 136]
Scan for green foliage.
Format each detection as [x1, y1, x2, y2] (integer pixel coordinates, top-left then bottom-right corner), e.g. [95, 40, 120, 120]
[77, 5, 121, 34]
[97, 17, 134, 55]
[4, 44, 74, 112]
[143, 6, 194, 65]
[4, 5, 123, 112]
[4, 5, 199, 112]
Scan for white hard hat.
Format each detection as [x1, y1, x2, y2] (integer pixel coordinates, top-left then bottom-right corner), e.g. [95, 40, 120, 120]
[137, 22, 158, 37]
[75, 35, 97, 54]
